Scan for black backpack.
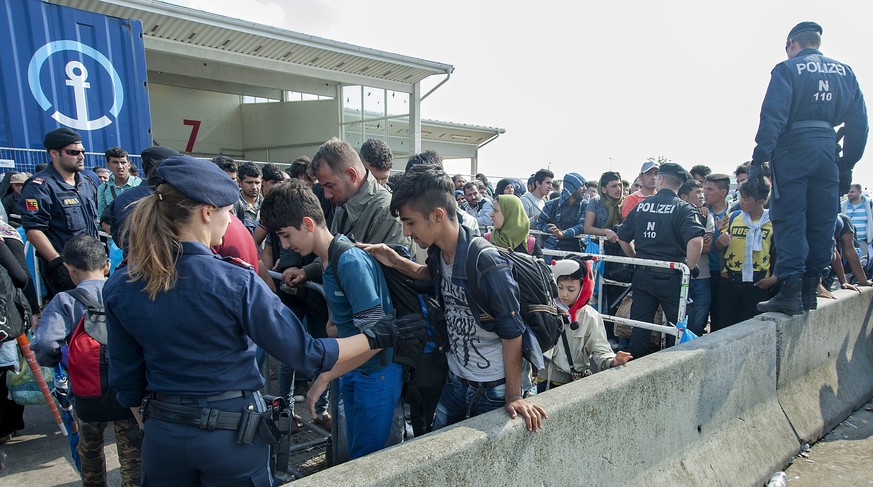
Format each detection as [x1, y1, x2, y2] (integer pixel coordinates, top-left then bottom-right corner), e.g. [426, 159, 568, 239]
[465, 237, 561, 367]
[328, 237, 447, 353]
[0, 264, 31, 343]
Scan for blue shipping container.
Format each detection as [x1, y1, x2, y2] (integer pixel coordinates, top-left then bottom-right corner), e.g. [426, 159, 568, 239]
[0, 0, 152, 158]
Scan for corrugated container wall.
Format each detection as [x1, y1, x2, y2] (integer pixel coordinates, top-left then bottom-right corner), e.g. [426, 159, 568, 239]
[0, 0, 152, 159]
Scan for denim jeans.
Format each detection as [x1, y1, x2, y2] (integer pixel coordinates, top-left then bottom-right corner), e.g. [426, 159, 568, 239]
[687, 278, 711, 336]
[432, 370, 506, 430]
[340, 363, 403, 459]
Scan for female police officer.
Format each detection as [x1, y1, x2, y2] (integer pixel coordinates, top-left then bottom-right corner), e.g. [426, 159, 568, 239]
[104, 156, 400, 486]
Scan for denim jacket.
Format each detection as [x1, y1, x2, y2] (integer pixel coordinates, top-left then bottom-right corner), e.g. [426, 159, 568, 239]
[426, 224, 525, 339]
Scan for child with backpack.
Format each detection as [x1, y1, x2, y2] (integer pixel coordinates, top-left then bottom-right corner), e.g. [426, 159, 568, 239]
[259, 180, 402, 460]
[30, 235, 142, 487]
[539, 257, 632, 391]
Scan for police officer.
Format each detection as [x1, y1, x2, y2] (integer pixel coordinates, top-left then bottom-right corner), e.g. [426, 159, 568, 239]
[18, 128, 98, 298]
[617, 163, 705, 359]
[103, 145, 179, 253]
[751, 21, 868, 316]
[104, 156, 411, 486]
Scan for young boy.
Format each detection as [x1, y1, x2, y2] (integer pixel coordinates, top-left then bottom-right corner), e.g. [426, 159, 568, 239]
[714, 180, 777, 330]
[259, 180, 401, 460]
[539, 257, 632, 392]
[679, 179, 715, 336]
[30, 235, 142, 487]
[360, 164, 547, 432]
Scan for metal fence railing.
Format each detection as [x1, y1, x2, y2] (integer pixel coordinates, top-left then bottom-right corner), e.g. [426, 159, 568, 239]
[530, 230, 618, 311]
[541, 249, 692, 345]
[0, 147, 295, 177]
[0, 147, 142, 175]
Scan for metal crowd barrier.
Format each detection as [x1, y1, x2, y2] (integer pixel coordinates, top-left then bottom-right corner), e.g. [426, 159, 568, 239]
[541, 249, 691, 344]
[0, 147, 142, 175]
[0, 146, 293, 176]
[266, 272, 338, 478]
[530, 230, 618, 311]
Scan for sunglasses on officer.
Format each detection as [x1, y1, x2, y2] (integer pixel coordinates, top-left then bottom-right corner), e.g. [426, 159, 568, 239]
[63, 149, 86, 156]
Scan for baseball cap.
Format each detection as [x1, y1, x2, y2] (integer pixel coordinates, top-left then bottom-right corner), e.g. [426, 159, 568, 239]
[639, 161, 659, 175]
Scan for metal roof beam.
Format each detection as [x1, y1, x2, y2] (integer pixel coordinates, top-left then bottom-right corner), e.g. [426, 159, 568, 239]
[144, 36, 414, 93]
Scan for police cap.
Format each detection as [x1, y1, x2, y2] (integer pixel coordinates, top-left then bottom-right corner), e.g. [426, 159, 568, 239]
[788, 21, 822, 39]
[658, 162, 689, 183]
[156, 155, 239, 207]
[141, 146, 179, 164]
[43, 128, 82, 150]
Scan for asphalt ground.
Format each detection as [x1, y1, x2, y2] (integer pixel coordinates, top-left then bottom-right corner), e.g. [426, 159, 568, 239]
[782, 397, 873, 486]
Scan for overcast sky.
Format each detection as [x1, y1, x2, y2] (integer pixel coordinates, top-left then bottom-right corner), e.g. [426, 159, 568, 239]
[166, 0, 872, 185]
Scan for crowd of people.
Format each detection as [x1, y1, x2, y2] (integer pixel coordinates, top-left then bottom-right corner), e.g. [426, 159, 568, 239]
[0, 19, 866, 487]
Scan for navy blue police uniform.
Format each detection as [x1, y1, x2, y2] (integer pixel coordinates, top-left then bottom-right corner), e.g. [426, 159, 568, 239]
[106, 183, 151, 255]
[105, 146, 180, 255]
[18, 164, 98, 295]
[617, 164, 704, 359]
[104, 156, 342, 486]
[751, 22, 868, 297]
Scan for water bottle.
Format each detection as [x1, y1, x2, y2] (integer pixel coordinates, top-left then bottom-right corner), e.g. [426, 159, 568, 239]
[767, 471, 788, 487]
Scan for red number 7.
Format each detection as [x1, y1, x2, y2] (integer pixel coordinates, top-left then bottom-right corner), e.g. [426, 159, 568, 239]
[183, 119, 201, 153]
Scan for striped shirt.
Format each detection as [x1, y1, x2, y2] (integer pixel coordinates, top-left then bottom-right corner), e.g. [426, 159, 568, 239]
[845, 201, 868, 243]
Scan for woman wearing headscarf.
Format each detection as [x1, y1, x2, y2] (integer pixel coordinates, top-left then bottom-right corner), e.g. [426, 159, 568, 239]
[487, 194, 542, 258]
[495, 178, 527, 197]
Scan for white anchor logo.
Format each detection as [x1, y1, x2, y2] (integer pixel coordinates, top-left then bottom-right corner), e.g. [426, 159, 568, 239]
[27, 40, 125, 131]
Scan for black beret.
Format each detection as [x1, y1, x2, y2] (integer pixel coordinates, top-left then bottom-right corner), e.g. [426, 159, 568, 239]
[43, 128, 82, 150]
[658, 162, 689, 183]
[140, 146, 179, 164]
[156, 155, 239, 207]
[788, 21, 822, 39]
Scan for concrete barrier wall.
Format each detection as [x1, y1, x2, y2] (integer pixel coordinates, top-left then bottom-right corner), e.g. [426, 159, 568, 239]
[295, 290, 873, 487]
[771, 288, 873, 443]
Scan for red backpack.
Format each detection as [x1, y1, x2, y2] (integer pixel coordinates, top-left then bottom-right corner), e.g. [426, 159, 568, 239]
[65, 288, 132, 422]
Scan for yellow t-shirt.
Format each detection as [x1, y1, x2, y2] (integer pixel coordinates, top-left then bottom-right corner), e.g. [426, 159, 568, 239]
[723, 213, 773, 274]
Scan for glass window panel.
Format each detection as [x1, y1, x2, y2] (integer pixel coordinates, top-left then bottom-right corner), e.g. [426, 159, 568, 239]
[343, 85, 363, 122]
[386, 117, 410, 157]
[343, 123, 363, 150]
[386, 90, 409, 117]
[364, 119, 387, 140]
[363, 87, 385, 118]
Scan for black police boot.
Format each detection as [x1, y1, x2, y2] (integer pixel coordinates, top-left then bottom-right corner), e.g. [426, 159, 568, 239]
[801, 274, 820, 311]
[757, 276, 803, 316]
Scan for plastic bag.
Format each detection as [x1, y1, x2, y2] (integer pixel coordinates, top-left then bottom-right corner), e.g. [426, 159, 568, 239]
[676, 318, 698, 344]
[6, 355, 55, 405]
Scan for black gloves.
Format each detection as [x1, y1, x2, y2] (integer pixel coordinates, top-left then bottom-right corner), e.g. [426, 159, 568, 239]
[48, 255, 75, 290]
[690, 267, 700, 279]
[748, 161, 763, 182]
[362, 312, 427, 367]
[839, 169, 853, 196]
[838, 158, 854, 196]
[47, 256, 64, 270]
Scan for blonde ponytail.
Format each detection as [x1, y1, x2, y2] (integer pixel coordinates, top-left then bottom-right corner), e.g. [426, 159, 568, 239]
[124, 184, 200, 300]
